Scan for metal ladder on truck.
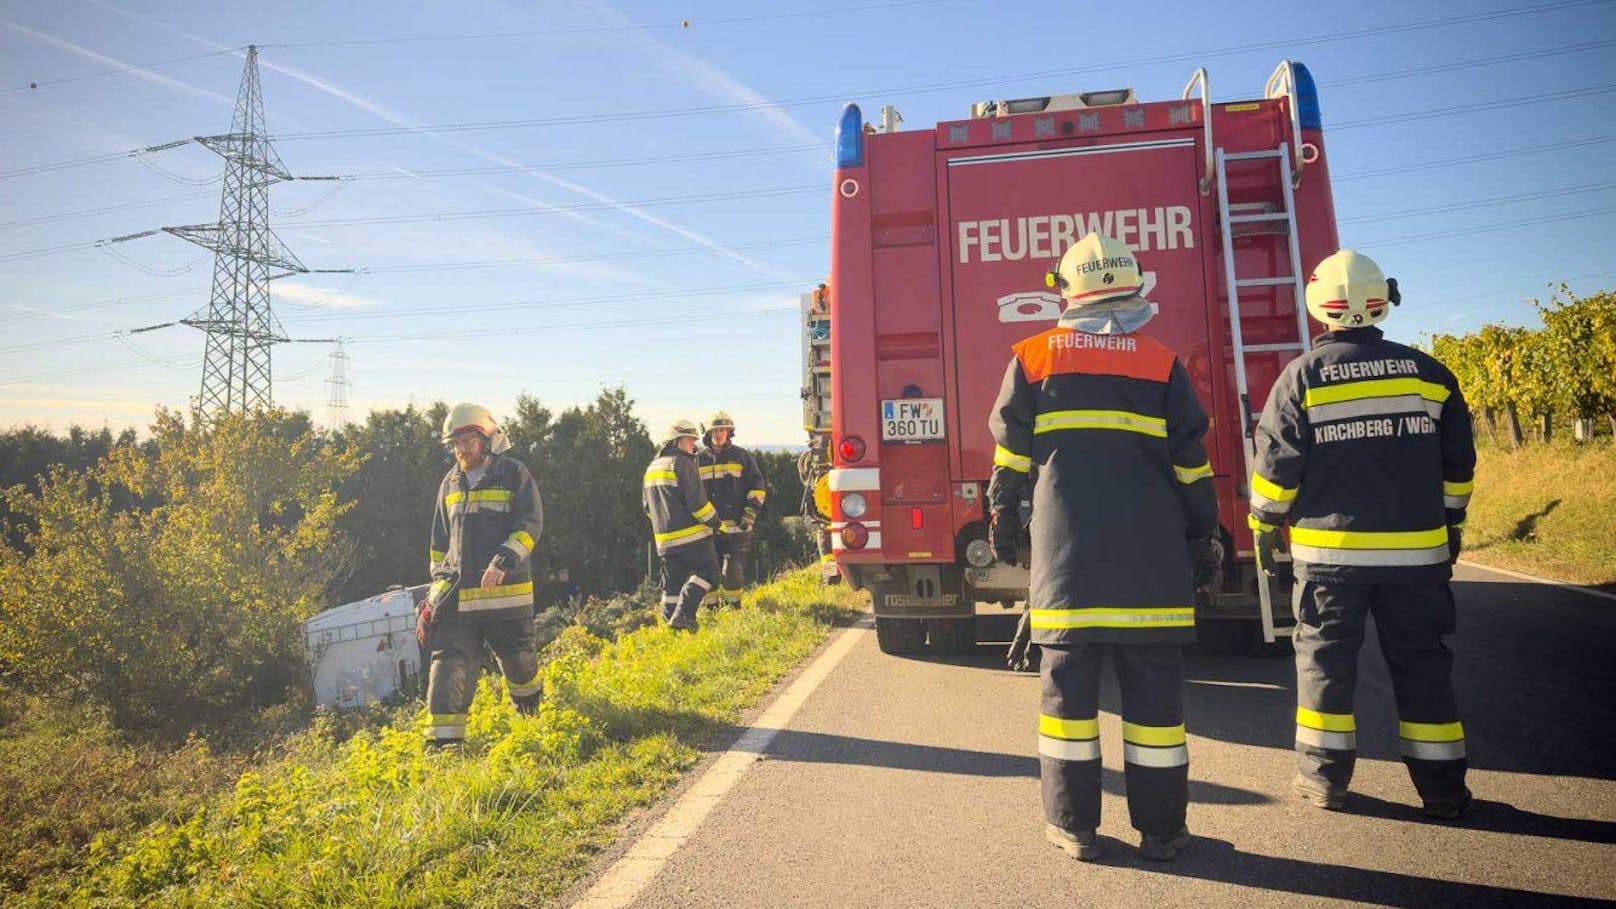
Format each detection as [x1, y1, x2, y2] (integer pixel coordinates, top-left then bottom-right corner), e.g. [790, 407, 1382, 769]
[1214, 137, 1313, 644]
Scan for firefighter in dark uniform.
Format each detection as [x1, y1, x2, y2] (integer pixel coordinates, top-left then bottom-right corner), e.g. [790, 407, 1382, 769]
[418, 403, 545, 747]
[1250, 249, 1476, 819]
[645, 419, 722, 631]
[697, 411, 769, 609]
[988, 233, 1222, 862]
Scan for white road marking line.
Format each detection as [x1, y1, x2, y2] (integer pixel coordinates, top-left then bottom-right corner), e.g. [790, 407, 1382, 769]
[1457, 559, 1616, 603]
[570, 619, 871, 909]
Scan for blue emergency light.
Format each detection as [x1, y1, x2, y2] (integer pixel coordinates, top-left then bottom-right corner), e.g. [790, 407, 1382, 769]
[836, 103, 864, 169]
[1293, 62, 1322, 130]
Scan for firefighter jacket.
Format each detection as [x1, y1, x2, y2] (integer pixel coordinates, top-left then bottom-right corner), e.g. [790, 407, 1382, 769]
[644, 443, 721, 555]
[698, 442, 768, 535]
[429, 453, 544, 623]
[1249, 326, 1475, 584]
[988, 319, 1218, 646]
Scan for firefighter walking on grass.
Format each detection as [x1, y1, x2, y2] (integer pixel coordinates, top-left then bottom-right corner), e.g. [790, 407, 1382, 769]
[418, 404, 545, 747]
[1250, 250, 1476, 819]
[697, 411, 768, 609]
[645, 420, 722, 631]
[988, 233, 1222, 862]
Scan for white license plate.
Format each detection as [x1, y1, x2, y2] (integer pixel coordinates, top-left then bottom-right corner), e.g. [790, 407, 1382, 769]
[881, 398, 945, 442]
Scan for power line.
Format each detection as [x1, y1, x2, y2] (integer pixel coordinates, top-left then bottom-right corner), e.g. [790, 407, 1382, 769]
[262, 2, 1612, 142]
[0, 286, 205, 323]
[342, 143, 828, 181]
[1322, 36, 1616, 87]
[362, 235, 827, 274]
[1352, 204, 1616, 247]
[1, 1, 1603, 179]
[1338, 180, 1616, 225]
[1332, 134, 1616, 181]
[1332, 82, 1616, 130]
[0, 190, 216, 231]
[0, 46, 246, 95]
[258, 0, 954, 50]
[283, 184, 820, 229]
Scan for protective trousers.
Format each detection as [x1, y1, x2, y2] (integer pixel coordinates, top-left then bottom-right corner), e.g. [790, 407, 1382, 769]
[660, 539, 720, 629]
[711, 533, 753, 608]
[1040, 643, 1188, 837]
[1292, 580, 1467, 808]
[426, 611, 542, 744]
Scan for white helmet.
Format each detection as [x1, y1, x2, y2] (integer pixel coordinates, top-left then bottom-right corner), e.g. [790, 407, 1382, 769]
[441, 403, 510, 454]
[1305, 249, 1400, 329]
[1046, 233, 1142, 307]
[664, 419, 701, 445]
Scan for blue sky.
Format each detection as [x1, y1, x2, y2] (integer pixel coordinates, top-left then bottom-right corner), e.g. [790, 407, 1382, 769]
[2, 0, 1613, 444]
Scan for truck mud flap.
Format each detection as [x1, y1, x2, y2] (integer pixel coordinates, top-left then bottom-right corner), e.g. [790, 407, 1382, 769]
[869, 564, 972, 620]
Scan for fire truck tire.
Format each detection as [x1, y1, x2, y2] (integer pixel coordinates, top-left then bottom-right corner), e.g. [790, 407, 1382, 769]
[875, 616, 926, 655]
[925, 617, 977, 655]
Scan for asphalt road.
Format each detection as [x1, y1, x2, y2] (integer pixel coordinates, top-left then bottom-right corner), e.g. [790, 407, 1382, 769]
[570, 563, 1616, 908]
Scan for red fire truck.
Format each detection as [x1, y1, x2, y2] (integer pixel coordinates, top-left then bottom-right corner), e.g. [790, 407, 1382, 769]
[812, 62, 1339, 655]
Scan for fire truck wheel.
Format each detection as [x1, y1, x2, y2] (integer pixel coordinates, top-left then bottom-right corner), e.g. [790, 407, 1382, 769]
[875, 617, 926, 655]
[925, 617, 977, 655]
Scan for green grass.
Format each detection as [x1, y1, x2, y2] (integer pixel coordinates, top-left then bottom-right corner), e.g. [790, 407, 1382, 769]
[20, 569, 861, 908]
[1462, 441, 1616, 588]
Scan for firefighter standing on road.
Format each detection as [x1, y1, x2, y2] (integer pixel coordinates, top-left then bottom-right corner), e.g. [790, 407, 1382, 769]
[645, 420, 722, 631]
[418, 404, 545, 747]
[1250, 250, 1476, 819]
[698, 412, 769, 609]
[988, 234, 1222, 862]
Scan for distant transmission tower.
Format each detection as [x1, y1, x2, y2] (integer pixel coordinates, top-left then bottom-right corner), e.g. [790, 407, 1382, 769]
[324, 339, 351, 428]
[163, 45, 333, 415]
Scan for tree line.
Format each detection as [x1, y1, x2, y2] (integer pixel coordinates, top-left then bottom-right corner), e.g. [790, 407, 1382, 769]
[0, 391, 811, 737]
[1426, 287, 1616, 447]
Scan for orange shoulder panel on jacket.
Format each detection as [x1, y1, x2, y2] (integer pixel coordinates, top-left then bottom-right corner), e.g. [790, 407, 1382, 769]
[1014, 328, 1176, 383]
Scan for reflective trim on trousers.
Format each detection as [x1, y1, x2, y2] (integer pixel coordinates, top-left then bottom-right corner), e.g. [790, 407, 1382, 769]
[1123, 743, 1189, 768]
[1402, 738, 1467, 760]
[686, 574, 713, 591]
[459, 581, 534, 612]
[1030, 606, 1194, 630]
[1039, 734, 1101, 762]
[429, 713, 467, 740]
[1296, 725, 1357, 750]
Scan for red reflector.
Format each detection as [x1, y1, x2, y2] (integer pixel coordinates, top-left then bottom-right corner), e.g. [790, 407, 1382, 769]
[841, 522, 869, 550]
[838, 435, 866, 462]
[911, 507, 923, 530]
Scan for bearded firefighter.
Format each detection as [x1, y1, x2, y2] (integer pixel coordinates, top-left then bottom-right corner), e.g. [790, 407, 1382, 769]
[697, 411, 769, 608]
[419, 403, 545, 747]
[988, 233, 1222, 862]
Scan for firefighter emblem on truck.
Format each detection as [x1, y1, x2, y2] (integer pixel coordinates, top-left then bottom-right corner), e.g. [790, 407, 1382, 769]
[996, 272, 1157, 323]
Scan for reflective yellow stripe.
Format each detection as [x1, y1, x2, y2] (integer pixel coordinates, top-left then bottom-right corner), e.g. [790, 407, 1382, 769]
[1122, 722, 1186, 747]
[1289, 526, 1447, 550]
[747, 489, 768, 502]
[1173, 461, 1213, 484]
[429, 713, 468, 725]
[654, 523, 710, 544]
[508, 669, 542, 697]
[1400, 720, 1464, 742]
[1304, 377, 1451, 408]
[643, 469, 678, 483]
[1030, 606, 1194, 630]
[700, 464, 745, 479]
[1251, 472, 1297, 503]
[1297, 707, 1356, 732]
[994, 444, 1032, 473]
[459, 580, 533, 602]
[504, 530, 534, 557]
[1039, 715, 1099, 740]
[820, 553, 836, 564]
[445, 491, 464, 506]
[693, 502, 717, 522]
[429, 549, 447, 562]
[1247, 514, 1277, 532]
[468, 489, 512, 503]
[1443, 480, 1474, 496]
[1033, 409, 1167, 438]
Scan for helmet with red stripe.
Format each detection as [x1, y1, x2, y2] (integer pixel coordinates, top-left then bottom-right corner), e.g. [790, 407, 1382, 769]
[1046, 232, 1143, 309]
[1305, 249, 1395, 329]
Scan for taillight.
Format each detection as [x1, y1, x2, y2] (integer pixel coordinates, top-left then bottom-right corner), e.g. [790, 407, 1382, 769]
[838, 435, 866, 462]
[911, 507, 923, 530]
[841, 522, 869, 550]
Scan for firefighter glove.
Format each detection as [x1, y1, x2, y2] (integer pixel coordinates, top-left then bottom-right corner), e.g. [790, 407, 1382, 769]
[1006, 608, 1037, 672]
[416, 604, 433, 648]
[1252, 523, 1285, 575]
[740, 507, 758, 531]
[1447, 525, 1463, 566]
[1188, 537, 1224, 590]
[989, 513, 1018, 566]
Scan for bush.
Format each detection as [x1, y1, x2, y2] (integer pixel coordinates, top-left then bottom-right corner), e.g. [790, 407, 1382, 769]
[0, 409, 358, 736]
